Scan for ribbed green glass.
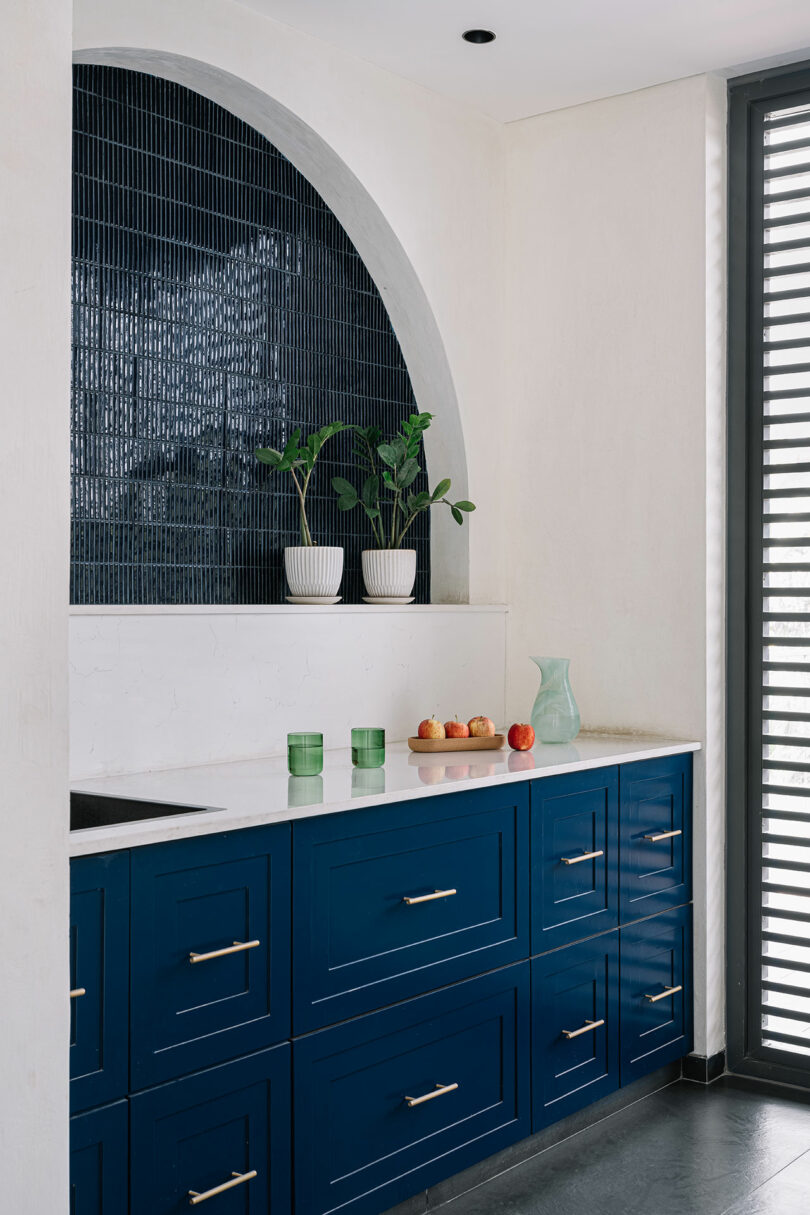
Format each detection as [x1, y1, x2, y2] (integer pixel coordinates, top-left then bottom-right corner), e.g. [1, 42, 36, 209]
[287, 731, 323, 776]
[351, 727, 386, 769]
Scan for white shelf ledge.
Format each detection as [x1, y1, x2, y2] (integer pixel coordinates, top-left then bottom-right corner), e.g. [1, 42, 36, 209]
[69, 603, 509, 617]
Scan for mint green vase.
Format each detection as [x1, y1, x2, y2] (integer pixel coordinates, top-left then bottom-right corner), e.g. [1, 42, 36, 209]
[530, 657, 581, 743]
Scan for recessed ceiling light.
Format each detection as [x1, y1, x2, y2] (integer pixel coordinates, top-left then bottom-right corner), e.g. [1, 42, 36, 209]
[462, 29, 496, 45]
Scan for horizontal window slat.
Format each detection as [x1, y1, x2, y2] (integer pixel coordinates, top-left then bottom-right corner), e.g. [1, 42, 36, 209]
[764, 928, 810, 948]
[765, 237, 810, 255]
[765, 286, 810, 303]
[765, 133, 810, 154]
[762, 734, 810, 748]
[764, 856, 810, 875]
[761, 1000, 810, 1023]
[763, 945, 810, 972]
[760, 1029, 810, 1049]
[763, 979, 810, 999]
[765, 160, 810, 181]
[763, 783, 810, 799]
[762, 904, 810, 923]
[764, 686, 810, 697]
[765, 211, 810, 230]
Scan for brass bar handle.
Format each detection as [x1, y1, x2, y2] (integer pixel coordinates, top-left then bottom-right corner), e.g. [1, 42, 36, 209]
[561, 849, 604, 865]
[643, 829, 683, 842]
[188, 939, 260, 964]
[561, 1018, 605, 1039]
[188, 1170, 257, 1205]
[402, 888, 457, 905]
[69, 987, 86, 999]
[644, 984, 683, 1003]
[405, 1082, 459, 1108]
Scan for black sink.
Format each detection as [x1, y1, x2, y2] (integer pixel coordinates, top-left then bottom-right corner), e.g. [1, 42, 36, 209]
[70, 791, 214, 831]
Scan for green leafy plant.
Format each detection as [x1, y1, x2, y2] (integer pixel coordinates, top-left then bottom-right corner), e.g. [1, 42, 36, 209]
[256, 421, 345, 547]
[331, 412, 474, 550]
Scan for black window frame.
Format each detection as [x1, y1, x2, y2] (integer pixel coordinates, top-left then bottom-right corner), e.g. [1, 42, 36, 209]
[728, 59, 810, 1088]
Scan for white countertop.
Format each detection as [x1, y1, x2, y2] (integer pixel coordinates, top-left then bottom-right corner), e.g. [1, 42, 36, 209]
[69, 733, 701, 857]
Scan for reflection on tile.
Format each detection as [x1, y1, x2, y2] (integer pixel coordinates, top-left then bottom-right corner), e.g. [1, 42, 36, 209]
[71, 64, 428, 605]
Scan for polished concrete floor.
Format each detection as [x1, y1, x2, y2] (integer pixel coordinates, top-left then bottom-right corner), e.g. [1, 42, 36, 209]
[439, 1079, 810, 1215]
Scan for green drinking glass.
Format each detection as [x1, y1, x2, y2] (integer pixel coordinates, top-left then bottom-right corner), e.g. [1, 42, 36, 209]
[287, 731, 323, 777]
[351, 727, 385, 769]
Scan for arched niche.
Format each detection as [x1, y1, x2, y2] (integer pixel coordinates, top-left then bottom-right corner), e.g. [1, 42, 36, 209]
[73, 47, 470, 603]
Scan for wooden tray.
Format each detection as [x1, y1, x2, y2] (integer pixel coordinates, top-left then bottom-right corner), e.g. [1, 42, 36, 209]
[407, 734, 506, 753]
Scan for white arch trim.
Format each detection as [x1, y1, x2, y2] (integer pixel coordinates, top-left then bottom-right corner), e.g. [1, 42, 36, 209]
[73, 47, 470, 602]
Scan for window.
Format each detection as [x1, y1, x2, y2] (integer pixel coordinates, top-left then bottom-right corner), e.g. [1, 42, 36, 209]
[729, 63, 810, 1086]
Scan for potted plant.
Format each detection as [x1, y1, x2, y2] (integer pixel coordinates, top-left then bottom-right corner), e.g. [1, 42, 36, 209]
[256, 421, 345, 600]
[331, 412, 474, 601]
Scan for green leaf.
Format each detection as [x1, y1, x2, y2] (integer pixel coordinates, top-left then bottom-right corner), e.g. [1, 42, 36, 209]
[361, 474, 379, 508]
[378, 443, 398, 468]
[431, 478, 451, 501]
[454, 500, 476, 512]
[282, 429, 301, 460]
[451, 506, 463, 525]
[337, 495, 356, 512]
[362, 505, 380, 520]
[396, 458, 420, 489]
[413, 491, 431, 509]
[332, 477, 357, 498]
[382, 469, 395, 488]
[255, 447, 282, 467]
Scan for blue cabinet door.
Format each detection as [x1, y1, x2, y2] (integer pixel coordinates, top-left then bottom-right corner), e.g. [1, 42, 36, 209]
[70, 852, 129, 1113]
[293, 785, 530, 1031]
[130, 825, 291, 1089]
[530, 767, 619, 953]
[70, 1101, 128, 1215]
[532, 932, 619, 1131]
[620, 905, 693, 1084]
[619, 753, 692, 923]
[294, 964, 530, 1215]
[130, 1044, 290, 1215]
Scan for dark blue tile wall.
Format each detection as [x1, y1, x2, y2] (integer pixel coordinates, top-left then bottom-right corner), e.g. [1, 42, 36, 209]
[71, 65, 429, 604]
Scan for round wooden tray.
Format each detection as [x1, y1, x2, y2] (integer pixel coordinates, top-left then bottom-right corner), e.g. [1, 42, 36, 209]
[407, 734, 506, 753]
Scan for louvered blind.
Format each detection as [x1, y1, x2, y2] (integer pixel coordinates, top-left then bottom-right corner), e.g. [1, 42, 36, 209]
[760, 97, 810, 1062]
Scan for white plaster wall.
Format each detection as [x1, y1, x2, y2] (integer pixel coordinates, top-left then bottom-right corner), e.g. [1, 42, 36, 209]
[0, 1, 71, 1208]
[503, 75, 727, 1057]
[70, 607, 508, 778]
[72, 0, 507, 606]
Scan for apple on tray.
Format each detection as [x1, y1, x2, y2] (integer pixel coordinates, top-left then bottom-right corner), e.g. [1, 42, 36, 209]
[445, 717, 470, 738]
[468, 715, 495, 738]
[507, 723, 535, 751]
[418, 716, 446, 740]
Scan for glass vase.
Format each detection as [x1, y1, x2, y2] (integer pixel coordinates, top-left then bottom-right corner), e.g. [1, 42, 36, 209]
[530, 657, 581, 743]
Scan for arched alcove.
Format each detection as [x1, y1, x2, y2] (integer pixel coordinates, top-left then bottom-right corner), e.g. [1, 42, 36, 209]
[73, 47, 470, 603]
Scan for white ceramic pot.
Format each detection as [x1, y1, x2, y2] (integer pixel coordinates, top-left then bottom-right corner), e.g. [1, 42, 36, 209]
[284, 546, 344, 597]
[361, 549, 417, 599]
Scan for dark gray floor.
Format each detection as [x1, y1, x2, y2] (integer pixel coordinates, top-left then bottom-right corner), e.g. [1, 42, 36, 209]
[438, 1080, 810, 1215]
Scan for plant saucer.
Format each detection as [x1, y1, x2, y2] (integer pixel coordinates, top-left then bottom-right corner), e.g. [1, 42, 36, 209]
[286, 595, 342, 605]
[362, 596, 415, 605]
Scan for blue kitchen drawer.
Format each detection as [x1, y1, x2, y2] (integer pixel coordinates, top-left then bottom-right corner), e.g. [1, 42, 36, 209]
[292, 785, 530, 1031]
[130, 825, 291, 1089]
[532, 932, 619, 1131]
[130, 1044, 291, 1215]
[70, 1100, 128, 1215]
[294, 963, 530, 1215]
[619, 753, 692, 922]
[620, 905, 693, 1083]
[70, 852, 129, 1112]
[530, 767, 619, 953]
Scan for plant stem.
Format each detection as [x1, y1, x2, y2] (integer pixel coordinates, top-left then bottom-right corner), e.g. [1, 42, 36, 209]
[291, 468, 313, 546]
[396, 510, 419, 548]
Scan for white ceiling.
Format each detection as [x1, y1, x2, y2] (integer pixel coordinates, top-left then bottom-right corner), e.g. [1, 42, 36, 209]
[239, 0, 810, 122]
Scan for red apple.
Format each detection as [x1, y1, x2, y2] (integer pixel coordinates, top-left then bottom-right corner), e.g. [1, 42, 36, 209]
[418, 716, 446, 740]
[445, 717, 470, 738]
[468, 715, 495, 738]
[508, 723, 535, 751]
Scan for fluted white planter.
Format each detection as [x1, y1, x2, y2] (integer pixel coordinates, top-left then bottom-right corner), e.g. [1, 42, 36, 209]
[361, 549, 417, 599]
[284, 546, 343, 598]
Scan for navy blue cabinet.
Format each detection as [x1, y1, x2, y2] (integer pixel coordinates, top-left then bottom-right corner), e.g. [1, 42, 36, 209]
[532, 932, 620, 1131]
[619, 754, 692, 923]
[130, 1044, 291, 1215]
[70, 1100, 128, 1215]
[293, 785, 530, 1031]
[130, 825, 291, 1089]
[70, 853, 129, 1113]
[620, 905, 693, 1084]
[294, 964, 530, 1215]
[530, 767, 619, 953]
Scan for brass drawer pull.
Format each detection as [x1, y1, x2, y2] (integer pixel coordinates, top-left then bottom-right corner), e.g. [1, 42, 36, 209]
[405, 1082, 459, 1108]
[561, 849, 604, 865]
[644, 984, 683, 1003]
[402, 888, 457, 905]
[189, 939, 260, 964]
[562, 1017, 604, 1039]
[69, 987, 86, 999]
[188, 1170, 257, 1205]
[643, 829, 682, 842]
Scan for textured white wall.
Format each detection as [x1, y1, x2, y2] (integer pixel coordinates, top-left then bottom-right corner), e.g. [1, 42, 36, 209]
[503, 74, 727, 1056]
[69, 607, 508, 778]
[0, 0, 71, 1208]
